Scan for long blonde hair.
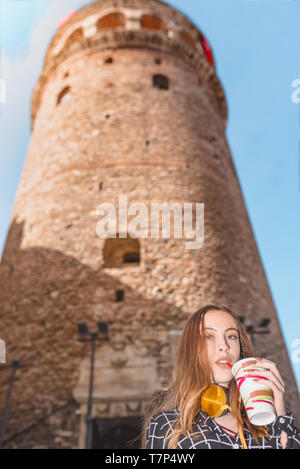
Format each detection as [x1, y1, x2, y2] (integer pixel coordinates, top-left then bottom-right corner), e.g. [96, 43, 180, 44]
[140, 304, 270, 449]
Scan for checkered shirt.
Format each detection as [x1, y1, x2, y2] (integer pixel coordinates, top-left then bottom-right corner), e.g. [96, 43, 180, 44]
[145, 408, 300, 449]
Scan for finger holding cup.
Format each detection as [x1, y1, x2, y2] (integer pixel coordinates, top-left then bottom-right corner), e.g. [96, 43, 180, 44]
[245, 358, 287, 417]
[253, 358, 285, 389]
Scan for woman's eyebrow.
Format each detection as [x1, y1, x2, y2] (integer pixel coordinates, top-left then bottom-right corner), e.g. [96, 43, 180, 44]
[204, 327, 239, 332]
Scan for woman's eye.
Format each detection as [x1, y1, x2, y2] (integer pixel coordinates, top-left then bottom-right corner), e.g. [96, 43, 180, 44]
[204, 334, 238, 340]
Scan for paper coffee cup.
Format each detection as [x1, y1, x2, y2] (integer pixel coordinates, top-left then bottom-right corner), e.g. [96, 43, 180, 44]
[232, 358, 276, 426]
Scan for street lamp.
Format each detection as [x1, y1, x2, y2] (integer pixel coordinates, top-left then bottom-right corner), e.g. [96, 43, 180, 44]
[0, 357, 34, 448]
[238, 316, 271, 350]
[77, 320, 110, 449]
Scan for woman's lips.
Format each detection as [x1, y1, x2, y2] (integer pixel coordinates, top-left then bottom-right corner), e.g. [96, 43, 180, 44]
[215, 361, 233, 369]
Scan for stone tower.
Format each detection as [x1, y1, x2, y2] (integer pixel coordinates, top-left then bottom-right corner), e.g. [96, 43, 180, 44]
[0, 0, 298, 449]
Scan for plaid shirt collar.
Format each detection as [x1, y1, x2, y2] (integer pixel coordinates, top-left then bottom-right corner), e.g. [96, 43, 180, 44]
[173, 407, 225, 436]
[195, 410, 224, 435]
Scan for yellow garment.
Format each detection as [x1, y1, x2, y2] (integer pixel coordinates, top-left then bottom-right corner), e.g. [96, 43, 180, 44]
[200, 384, 248, 449]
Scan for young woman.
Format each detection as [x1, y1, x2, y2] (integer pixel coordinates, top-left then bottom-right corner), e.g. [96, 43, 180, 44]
[142, 304, 300, 449]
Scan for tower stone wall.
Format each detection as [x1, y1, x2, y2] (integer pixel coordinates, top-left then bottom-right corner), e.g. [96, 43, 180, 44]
[0, 0, 298, 448]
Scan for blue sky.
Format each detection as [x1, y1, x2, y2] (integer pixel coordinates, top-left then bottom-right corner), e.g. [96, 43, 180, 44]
[0, 0, 299, 390]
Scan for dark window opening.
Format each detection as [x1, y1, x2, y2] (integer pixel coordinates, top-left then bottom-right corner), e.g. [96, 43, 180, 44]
[56, 86, 71, 106]
[92, 417, 142, 449]
[180, 30, 196, 48]
[155, 58, 162, 65]
[61, 419, 67, 430]
[153, 74, 169, 90]
[99, 182, 103, 191]
[64, 28, 84, 48]
[105, 57, 114, 64]
[123, 252, 140, 264]
[97, 13, 125, 30]
[103, 236, 140, 268]
[141, 14, 167, 33]
[115, 289, 124, 302]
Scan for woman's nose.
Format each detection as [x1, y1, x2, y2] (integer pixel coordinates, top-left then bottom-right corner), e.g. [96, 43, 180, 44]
[217, 339, 229, 351]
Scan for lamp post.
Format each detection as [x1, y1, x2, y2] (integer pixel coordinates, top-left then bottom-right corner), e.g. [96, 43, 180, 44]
[77, 321, 110, 449]
[238, 317, 271, 351]
[0, 357, 34, 448]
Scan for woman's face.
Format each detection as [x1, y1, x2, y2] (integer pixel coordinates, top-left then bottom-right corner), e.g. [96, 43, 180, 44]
[202, 309, 241, 387]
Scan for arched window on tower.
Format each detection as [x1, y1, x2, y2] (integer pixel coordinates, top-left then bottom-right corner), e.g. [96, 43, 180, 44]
[103, 235, 140, 268]
[180, 30, 196, 48]
[64, 27, 84, 48]
[56, 86, 71, 106]
[141, 14, 168, 33]
[96, 12, 126, 30]
[153, 74, 169, 90]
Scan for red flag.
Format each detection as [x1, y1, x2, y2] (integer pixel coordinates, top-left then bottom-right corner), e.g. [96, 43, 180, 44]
[59, 10, 77, 29]
[200, 33, 214, 66]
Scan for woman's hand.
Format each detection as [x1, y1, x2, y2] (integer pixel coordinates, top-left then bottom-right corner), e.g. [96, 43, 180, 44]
[245, 358, 288, 448]
[245, 357, 286, 417]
